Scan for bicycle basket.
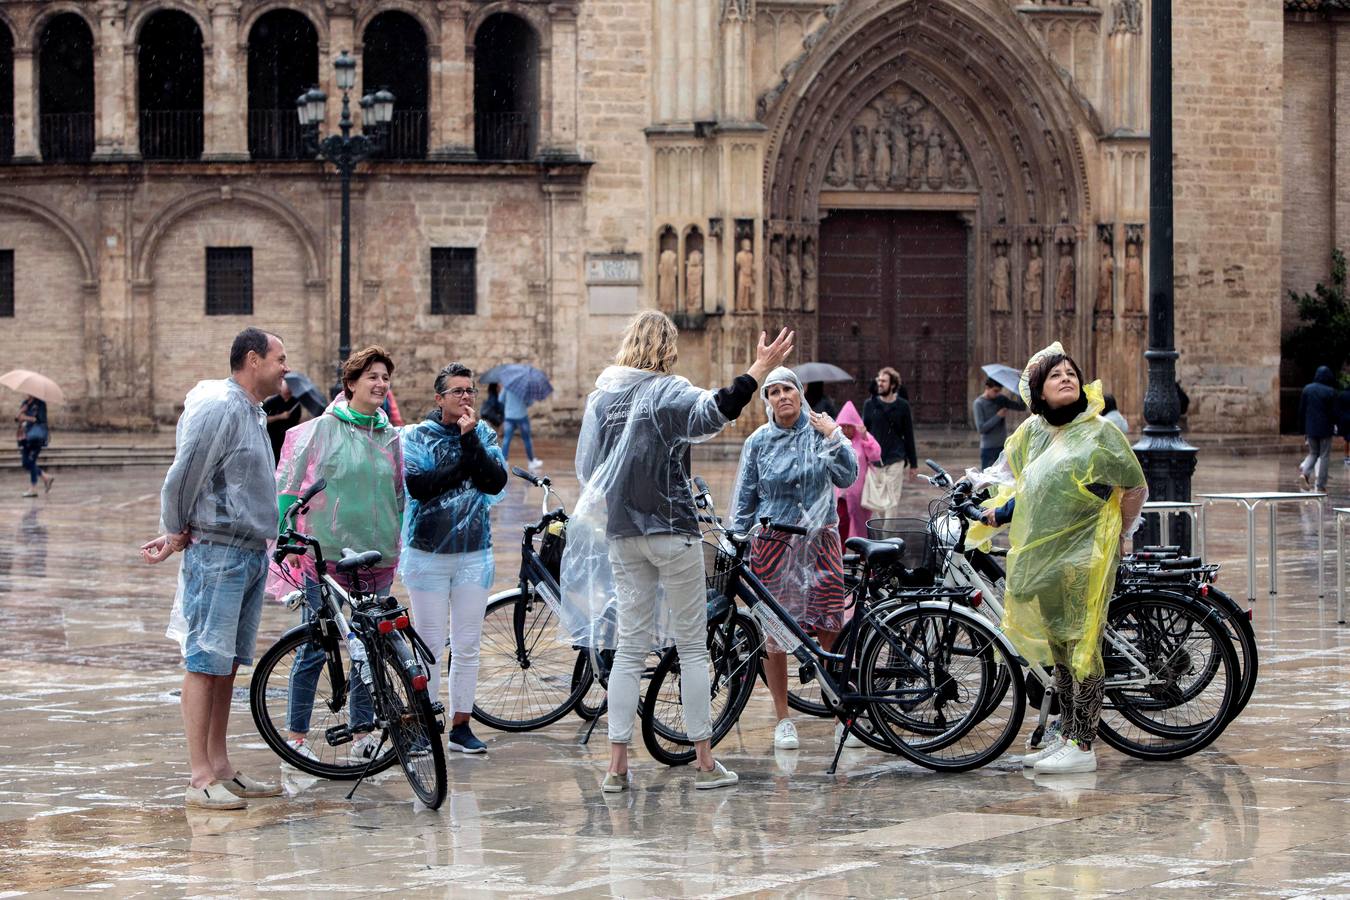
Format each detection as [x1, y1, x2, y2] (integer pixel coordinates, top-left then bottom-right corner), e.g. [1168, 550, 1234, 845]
[865, 517, 938, 573]
[538, 519, 566, 581]
[703, 540, 737, 597]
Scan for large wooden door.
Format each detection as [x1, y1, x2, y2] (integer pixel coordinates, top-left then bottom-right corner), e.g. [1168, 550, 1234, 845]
[817, 209, 969, 424]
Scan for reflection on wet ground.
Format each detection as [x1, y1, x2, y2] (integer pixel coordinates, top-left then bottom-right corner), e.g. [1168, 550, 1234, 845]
[2, 440, 1349, 897]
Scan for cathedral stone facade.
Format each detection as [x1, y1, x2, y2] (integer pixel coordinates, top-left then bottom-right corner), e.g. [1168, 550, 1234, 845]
[0, 0, 1335, 433]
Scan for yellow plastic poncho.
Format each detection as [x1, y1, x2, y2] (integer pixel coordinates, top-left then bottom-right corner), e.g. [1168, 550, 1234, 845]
[999, 346, 1147, 681]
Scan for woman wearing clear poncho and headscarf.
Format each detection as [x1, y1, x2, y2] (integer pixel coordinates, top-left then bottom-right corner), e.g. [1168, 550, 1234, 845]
[272, 346, 405, 764]
[560, 310, 794, 793]
[977, 342, 1147, 775]
[728, 367, 858, 752]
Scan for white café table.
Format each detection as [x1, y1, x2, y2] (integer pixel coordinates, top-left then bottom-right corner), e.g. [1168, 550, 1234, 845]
[1139, 501, 1206, 560]
[1197, 492, 1326, 605]
[1334, 507, 1350, 624]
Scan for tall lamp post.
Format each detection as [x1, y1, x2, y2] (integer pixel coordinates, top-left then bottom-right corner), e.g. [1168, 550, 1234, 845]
[296, 51, 395, 388]
[1133, 0, 1197, 547]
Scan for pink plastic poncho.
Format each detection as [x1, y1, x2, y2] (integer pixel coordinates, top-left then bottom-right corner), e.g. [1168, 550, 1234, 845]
[834, 401, 881, 540]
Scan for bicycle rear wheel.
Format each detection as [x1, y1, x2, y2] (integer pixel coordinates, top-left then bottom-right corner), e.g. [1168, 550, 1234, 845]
[378, 640, 447, 809]
[250, 624, 399, 780]
[640, 611, 762, 766]
[1098, 592, 1239, 761]
[859, 603, 1025, 772]
[472, 590, 590, 732]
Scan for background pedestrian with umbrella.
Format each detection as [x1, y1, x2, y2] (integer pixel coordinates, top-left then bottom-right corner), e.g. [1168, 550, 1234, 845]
[481, 364, 552, 471]
[794, 362, 852, 420]
[3, 369, 62, 497]
[974, 363, 1027, 469]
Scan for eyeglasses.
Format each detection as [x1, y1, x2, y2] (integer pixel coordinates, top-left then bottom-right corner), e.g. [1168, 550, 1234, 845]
[440, 387, 478, 398]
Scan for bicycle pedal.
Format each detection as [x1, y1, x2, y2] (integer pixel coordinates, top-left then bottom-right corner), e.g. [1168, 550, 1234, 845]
[430, 701, 446, 716]
[325, 724, 354, 746]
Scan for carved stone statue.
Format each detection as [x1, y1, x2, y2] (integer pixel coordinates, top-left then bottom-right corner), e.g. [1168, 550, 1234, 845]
[908, 125, 926, 189]
[684, 249, 704, 313]
[657, 248, 678, 312]
[826, 142, 850, 187]
[872, 127, 892, 188]
[926, 131, 946, 189]
[1095, 244, 1115, 314]
[787, 242, 802, 310]
[1055, 243, 1076, 313]
[767, 238, 785, 309]
[1023, 242, 1044, 313]
[1124, 241, 1144, 313]
[735, 239, 755, 312]
[990, 243, 1011, 313]
[889, 114, 910, 186]
[802, 244, 818, 312]
[851, 125, 871, 187]
[947, 145, 970, 189]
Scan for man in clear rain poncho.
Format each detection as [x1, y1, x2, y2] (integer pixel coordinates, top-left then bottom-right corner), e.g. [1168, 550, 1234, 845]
[560, 311, 794, 793]
[728, 366, 858, 752]
[142, 327, 290, 810]
[974, 342, 1147, 775]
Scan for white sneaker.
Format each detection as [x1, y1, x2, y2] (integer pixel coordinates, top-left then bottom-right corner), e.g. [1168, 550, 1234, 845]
[1022, 735, 1066, 767]
[286, 737, 320, 763]
[834, 722, 865, 749]
[349, 734, 380, 762]
[773, 718, 799, 750]
[1034, 739, 1097, 774]
[528, 458, 544, 471]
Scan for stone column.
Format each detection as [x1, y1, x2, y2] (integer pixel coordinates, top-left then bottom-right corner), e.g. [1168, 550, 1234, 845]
[122, 42, 139, 154]
[546, 10, 578, 158]
[430, 2, 472, 158]
[204, 0, 248, 160]
[720, 3, 752, 122]
[543, 179, 586, 422]
[1335, 20, 1350, 248]
[93, 0, 131, 158]
[11, 49, 38, 161]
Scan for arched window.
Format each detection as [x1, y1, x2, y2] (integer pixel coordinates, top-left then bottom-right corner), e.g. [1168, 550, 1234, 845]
[137, 10, 204, 160]
[362, 12, 428, 159]
[473, 14, 538, 161]
[247, 10, 318, 159]
[0, 22, 13, 161]
[38, 13, 94, 162]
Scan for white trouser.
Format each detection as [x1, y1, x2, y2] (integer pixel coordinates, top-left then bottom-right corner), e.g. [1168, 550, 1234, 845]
[606, 533, 711, 744]
[405, 549, 491, 716]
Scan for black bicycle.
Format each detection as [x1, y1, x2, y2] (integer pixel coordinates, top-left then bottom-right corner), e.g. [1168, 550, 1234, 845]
[250, 479, 448, 809]
[641, 505, 1027, 774]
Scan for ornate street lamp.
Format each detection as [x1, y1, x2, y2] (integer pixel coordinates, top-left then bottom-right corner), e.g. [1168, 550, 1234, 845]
[1133, 0, 1197, 547]
[296, 50, 395, 389]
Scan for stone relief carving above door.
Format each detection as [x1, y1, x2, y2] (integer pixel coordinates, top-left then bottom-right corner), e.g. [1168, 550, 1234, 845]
[820, 85, 975, 193]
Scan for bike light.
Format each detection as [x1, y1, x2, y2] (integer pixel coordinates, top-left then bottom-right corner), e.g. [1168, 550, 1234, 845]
[378, 620, 395, 634]
[970, 590, 983, 608]
[1199, 584, 1209, 598]
[412, 674, 429, 691]
[394, 615, 410, 630]
[1245, 608, 1253, 621]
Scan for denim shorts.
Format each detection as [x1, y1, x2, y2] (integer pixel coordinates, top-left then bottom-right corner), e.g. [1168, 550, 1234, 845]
[181, 541, 268, 676]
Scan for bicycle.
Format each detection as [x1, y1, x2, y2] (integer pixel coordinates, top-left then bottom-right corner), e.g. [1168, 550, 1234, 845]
[249, 478, 448, 809]
[917, 459, 1242, 761]
[641, 504, 1027, 774]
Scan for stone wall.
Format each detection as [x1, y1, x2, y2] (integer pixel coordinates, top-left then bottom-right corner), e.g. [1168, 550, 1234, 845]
[1281, 19, 1334, 334]
[1172, 0, 1285, 433]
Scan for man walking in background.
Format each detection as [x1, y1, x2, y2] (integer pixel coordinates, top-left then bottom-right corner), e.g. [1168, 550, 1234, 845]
[1298, 365, 1339, 492]
[973, 377, 1026, 469]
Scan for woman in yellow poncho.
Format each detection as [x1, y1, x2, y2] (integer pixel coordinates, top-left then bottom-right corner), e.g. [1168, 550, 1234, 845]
[987, 343, 1147, 774]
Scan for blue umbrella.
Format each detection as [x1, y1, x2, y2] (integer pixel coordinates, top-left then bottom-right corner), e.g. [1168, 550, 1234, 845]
[478, 364, 513, 384]
[492, 364, 554, 406]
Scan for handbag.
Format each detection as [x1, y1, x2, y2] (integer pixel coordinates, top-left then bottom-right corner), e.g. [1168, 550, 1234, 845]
[861, 460, 906, 512]
[24, 423, 49, 447]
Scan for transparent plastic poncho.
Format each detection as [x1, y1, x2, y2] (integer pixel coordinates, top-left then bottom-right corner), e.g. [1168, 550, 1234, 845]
[165, 379, 277, 659]
[398, 418, 507, 592]
[989, 349, 1147, 681]
[728, 379, 857, 634]
[558, 367, 732, 650]
[269, 398, 405, 595]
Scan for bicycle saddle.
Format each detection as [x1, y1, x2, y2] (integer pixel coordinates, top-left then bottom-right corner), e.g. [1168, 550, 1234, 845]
[335, 549, 383, 573]
[843, 537, 905, 565]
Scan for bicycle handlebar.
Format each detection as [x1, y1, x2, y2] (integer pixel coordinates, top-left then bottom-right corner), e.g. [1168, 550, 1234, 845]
[511, 466, 548, 488]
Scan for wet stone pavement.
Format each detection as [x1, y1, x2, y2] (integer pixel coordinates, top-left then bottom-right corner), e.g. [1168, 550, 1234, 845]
[1, 440, 1349, 897]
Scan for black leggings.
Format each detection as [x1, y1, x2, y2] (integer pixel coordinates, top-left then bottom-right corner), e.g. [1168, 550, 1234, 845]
[1050, 641, 1105, 747]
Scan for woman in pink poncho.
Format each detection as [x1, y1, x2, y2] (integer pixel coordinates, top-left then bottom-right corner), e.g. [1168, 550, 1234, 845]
[835, 401, 881, 541]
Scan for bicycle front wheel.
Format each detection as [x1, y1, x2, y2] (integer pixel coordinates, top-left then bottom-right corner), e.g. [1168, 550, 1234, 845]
[250, 624, 399, 780]
[472, 591, 590, 732]
[640, 611, 762, 766]
[377, 638, 447, 809]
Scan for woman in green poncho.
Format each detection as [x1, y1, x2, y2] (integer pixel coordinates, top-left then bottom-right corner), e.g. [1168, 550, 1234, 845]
[273, 346, 405, 764]
[987, 343, 1147, 775]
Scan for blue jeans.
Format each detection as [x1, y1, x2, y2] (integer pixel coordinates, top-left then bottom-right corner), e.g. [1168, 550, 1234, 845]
[980, 446, 1002, 470]
[502, 417, 534, 462]
[19, 441, 43, 486]
[286, 579, 374, 733]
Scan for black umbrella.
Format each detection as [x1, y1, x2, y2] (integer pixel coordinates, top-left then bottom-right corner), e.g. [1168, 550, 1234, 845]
[284, 372, 328, 417]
